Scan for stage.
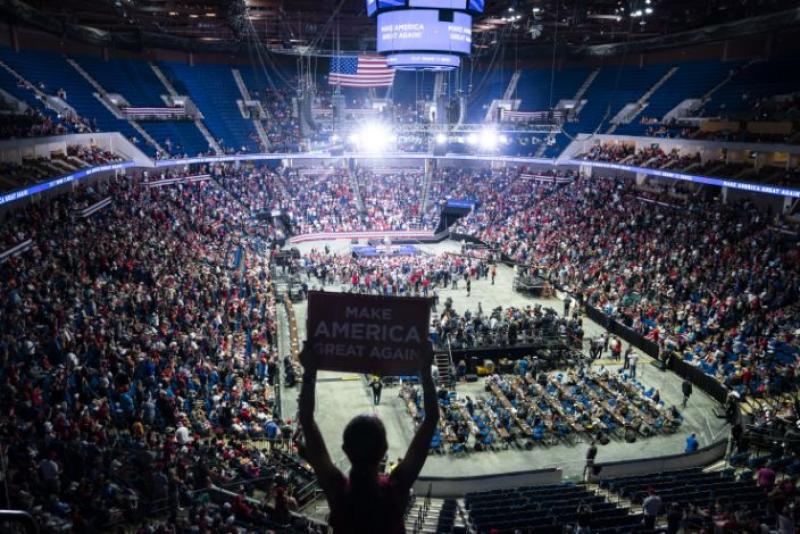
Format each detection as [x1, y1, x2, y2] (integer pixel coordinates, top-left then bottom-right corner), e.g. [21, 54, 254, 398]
[276, 238, 729, 481]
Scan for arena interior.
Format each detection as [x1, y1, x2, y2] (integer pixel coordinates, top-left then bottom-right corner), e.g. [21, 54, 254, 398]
[1, 0, 800, 532]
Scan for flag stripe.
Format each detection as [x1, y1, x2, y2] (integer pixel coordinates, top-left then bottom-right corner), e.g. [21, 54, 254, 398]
[329, 55, 395, 88]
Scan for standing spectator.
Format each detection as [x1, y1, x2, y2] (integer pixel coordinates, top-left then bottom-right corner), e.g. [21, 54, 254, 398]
[281, 419, 294, 450]
[778, 505, 796, 534]
[730, 423, 744, 455]
[431, 363, 440, 384]
[575, 501, 592, 533]
[685, 433, 699, 453]
[298, 349, 439, 534]
[642, 487, 662, 529]
[623, 345, 634, 370]
[757, 466, 777, 491]
[682, 379, 693, 408]
[666, 502, 682, 534]
[628, 351, 639, 379]
[563, 295, 572, 317]
[590, 336, 603, 360]
[369, 376, 383, 406]
[584, 441, 598, 481]
[490, 265, 497, 285]
[266, 417, 281, 446]
[610, 337, 622, 361]
[38, 453, 61, 494]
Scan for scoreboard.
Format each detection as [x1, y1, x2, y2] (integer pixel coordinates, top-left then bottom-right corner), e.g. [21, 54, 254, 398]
[377, 10, 472, 55]
[366, 0, 481, 70]
[371, 0, 484, 10]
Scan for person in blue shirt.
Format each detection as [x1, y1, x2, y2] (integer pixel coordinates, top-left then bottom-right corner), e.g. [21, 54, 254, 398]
[265, 417, 281, 442]
[685, 433, 699, 453]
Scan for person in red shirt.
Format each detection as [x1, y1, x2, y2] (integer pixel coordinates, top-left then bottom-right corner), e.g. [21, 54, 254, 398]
[298, 349, 439, 533]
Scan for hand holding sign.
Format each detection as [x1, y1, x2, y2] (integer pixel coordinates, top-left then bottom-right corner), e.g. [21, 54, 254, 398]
[305, 291, 433, 375]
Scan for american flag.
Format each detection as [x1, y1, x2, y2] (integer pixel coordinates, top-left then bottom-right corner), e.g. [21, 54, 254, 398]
[328, 55, 395, 88]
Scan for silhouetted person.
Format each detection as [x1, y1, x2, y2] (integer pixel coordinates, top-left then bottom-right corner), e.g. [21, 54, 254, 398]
[682, 379, 693, 408]
[369, 376, 383, 406]
[299, 349, 439, 533]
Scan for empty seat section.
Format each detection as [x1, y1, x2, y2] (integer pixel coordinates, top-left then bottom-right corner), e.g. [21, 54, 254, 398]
[74, 55, 165, 106]
[159, 61, 259, 153]
[0, 47, 153, 155]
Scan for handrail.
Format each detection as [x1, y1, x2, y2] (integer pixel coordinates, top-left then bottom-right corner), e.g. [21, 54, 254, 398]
[0, 510, 38, 534]
[446, 337, 456, 387]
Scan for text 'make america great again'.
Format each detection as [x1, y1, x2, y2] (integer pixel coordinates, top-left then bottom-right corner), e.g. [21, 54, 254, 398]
[305, 291, 432, 374]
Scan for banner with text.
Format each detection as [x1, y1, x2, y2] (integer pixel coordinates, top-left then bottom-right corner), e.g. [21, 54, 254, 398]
[305, 291, 432, 374]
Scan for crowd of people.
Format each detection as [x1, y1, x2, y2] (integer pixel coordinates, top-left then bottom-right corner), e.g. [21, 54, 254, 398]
[464, 175, 800, 400]
[0, 171, 323, 531]
[431, 302, 584, 350]
[357, 169, 427, 230]
[1, 151, 800, 530]
[297, 248, 488, 298]
[0, 108, 91, 139]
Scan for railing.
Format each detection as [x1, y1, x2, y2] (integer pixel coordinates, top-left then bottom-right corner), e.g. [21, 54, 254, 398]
[0, 510, 38, 534]
[410, 483, 433, 534]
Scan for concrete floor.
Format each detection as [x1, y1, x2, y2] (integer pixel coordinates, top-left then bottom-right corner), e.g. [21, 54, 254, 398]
[278, 239, 729, 480]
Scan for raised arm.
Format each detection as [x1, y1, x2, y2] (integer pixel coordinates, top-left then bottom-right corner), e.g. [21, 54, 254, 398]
[392, 349, 439, 492]
[298, 349, 343, 492]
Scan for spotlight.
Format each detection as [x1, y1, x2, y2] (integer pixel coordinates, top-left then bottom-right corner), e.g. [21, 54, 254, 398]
[466, 133, 478, 145]
[349, 123, 395, 152]
[435, 133, 448, 145]
[479, 128, 499, 150]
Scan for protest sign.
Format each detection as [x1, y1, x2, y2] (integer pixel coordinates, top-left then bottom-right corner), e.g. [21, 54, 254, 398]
[305, 291, 432, 374]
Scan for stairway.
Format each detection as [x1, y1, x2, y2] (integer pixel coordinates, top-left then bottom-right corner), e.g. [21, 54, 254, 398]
[607, 66, 679, 133]
[434, 350, 454, 388]
[150, 63, 179, 97]
[405, 497, 456, 534]
[573, 68, 600, 101]
[232, 68, 270, 150]
[67, 57, 164, 153]
[149, 63, 221, 153]
[639, 67, 680, 106]
[503, 69, 522, 101]
[66, 57, 109, 100]
[350, 168, 366, 212]
[420, 164, 434, 214]
[701, 58, 757, 103]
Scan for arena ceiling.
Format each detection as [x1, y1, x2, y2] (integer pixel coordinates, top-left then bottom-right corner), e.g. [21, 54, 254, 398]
[6, 0, 800, 55]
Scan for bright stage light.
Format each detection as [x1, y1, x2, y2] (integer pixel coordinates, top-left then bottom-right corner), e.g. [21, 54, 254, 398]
[348, 133, 360, 145]
[479, 128, 500, 149]
[435, 133, 448, 145]
[466, 133, 478, 145]
[353, 123, 393, 152]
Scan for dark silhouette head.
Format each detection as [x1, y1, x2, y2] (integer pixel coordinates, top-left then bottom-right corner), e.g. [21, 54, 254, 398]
[342, 414, 387, 470]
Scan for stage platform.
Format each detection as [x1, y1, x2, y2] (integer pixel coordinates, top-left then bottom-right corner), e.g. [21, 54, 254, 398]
[276, 238, 729, 481]
[352, 244, 422, 257]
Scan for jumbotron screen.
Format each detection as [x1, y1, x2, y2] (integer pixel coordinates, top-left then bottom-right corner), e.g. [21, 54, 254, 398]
[367, 0, 484, 14]
[409, 0, 467, 7]
[377, 10, 472, 55]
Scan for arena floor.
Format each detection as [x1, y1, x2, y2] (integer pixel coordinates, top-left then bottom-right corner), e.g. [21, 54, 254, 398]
[277, 239, 729, 480]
